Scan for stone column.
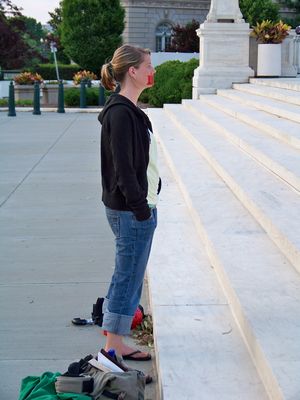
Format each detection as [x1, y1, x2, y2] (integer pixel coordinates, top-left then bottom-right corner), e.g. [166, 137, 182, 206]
[193, 0, 254, 97]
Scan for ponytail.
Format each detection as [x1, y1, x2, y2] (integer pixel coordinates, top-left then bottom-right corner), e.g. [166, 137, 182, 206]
[101, 62, 116, 91]
[101, 45, 151, 91]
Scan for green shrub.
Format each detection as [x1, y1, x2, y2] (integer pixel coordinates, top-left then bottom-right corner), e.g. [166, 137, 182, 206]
[16, 99, 33, 106]
[64, 87, 100, 106]
[139, 58, 198, 107]
[0, 99, 34, 107]
[29, 64, 82, 80]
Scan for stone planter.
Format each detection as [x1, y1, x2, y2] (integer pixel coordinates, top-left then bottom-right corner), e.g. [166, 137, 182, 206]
[42, 85, 59, 106]
[257, 43, 282, 77]
[14, 84, 35, 101]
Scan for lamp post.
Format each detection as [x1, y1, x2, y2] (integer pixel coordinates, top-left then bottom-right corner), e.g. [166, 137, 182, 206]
[50, 41, 60, 81]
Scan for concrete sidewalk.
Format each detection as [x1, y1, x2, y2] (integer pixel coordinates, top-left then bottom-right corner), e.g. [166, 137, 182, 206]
[0, 112, 157, 399]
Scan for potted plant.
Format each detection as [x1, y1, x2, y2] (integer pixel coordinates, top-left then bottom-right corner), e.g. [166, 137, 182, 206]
[14, 72, 43, 101]
[251, 20, 291, 76]
[73, 70, 97, 87]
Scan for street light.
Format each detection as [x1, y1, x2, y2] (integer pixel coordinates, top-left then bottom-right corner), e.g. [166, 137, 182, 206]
[50, 41, 60, 81]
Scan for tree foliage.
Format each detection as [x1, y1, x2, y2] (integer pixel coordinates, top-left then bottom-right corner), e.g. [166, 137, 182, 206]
[279, 0, 300, 27]
[239, 0, 280, 26]
[48, 1, 63, 34]
[280, 0, 300, 13]
[0, 17, 29, 68]
[1, 14, 48, 69]
[61, 0, 125, 73]
[0, 0, 22, 17]
[167, 20, 199, 53]
[0, 1, 32, 69]
[47, 1, 70, 63]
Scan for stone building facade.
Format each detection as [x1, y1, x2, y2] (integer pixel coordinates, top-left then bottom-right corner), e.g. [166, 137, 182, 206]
[120, 1, 296, 52]
[121, 0, 211, 51]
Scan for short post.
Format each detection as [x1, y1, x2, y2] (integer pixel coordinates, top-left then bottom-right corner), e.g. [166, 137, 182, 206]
[33, 81, 41, 115]
[8, 81, 16, 117]
[80, 80, 86, 108]
[57, 80, 65, 113]
[99, 83, 105, 106]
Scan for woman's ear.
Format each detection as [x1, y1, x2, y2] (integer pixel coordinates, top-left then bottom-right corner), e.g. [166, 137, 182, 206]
[128, 66, 136, 78]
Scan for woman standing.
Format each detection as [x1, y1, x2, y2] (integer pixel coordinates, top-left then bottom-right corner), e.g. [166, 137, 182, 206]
[98, 45, 160, 361]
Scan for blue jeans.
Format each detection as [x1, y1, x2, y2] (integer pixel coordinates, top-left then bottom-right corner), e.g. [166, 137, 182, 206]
[102, 207, 157, 335]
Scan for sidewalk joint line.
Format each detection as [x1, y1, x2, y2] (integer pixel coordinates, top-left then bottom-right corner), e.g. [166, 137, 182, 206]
[0, 116, 79, 209]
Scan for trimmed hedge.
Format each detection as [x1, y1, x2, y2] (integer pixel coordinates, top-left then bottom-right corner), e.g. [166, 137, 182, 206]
[139, 58, 198, 107]
[0, 99, 33, 107]
[64, 87, 100, 106]
[29, 64, 82, 80]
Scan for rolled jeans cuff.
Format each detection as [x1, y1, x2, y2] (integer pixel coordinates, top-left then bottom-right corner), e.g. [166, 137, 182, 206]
[102, 309, 133, 336]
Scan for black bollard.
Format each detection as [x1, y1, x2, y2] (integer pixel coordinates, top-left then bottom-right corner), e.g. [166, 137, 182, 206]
[8, 81, 16, 117]
[57, 80, 65, 113]
[32, 81, 41, 115]
[80, 80, 86, 108]
[98, 83, 105, 106]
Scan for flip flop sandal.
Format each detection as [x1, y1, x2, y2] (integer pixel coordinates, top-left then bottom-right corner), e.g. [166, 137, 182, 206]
[122, 350, 151, 361]
[72, 318, 94, 326]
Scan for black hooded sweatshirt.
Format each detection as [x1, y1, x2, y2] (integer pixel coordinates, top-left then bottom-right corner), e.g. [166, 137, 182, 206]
[98, 93, 157, 221]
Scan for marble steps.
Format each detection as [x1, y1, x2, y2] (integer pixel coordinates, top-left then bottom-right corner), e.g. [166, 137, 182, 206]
[148, 106, 300, 400]
[250, 78, 300, 92]
[181, 98, 300, 192]
[162, 104, 300, 274]
[217, 89, 300, 124]
[197, 93, 300, 150]
[148, 149, 269, 400]
[232, 83, 300, 106]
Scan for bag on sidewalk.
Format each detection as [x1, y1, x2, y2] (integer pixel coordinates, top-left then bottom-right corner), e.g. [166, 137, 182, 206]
[72, 297, 144, 329]
[55, 354, 146, 400]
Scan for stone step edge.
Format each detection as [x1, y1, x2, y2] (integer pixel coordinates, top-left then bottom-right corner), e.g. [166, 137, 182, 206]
[196, 95, 300, 150]
[232, 83, 300, 106]
[182, 99, 300, 193]
[163, 105, 300, 275]
[217, 89, 300, 125]
[250, 78, 300, 92]
[151, 113, 283, 400]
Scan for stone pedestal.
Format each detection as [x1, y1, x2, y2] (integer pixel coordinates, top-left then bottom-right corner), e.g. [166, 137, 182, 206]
[282, 31, 298, 77]
[42, 85, 59, 106]
[206, 0, 243, 23]
[14, 85, 34, 101]
[295, 35, 300, 74]
[193, 22, 254, 97]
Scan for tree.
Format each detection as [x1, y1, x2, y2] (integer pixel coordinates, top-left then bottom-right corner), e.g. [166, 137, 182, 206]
[47, 2, 70, 64]
[0, 1, 32, 69]
[280, 0, 300, 13]
[0, 18, 29, 68]
[5, 15, 48, 67]
[0, 0, 22, 17]
[48, 1, 63, 34]
[239, 0, 280, 26]
[279, 0, 300, 27]
[61, 0, 125, 73]
[167, 20, 200, 53]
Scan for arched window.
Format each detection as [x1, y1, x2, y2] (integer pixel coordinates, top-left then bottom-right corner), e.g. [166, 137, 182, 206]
[156, 22, 172, 52]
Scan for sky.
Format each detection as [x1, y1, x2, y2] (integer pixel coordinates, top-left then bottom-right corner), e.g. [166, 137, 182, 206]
[13, 0, 61, 24]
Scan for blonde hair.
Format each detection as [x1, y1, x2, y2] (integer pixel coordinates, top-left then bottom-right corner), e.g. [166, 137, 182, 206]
[101, 45, 151, 91]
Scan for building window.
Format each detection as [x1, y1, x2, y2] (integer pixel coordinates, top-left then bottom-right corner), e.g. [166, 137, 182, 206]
[156, 23, 172, 52]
